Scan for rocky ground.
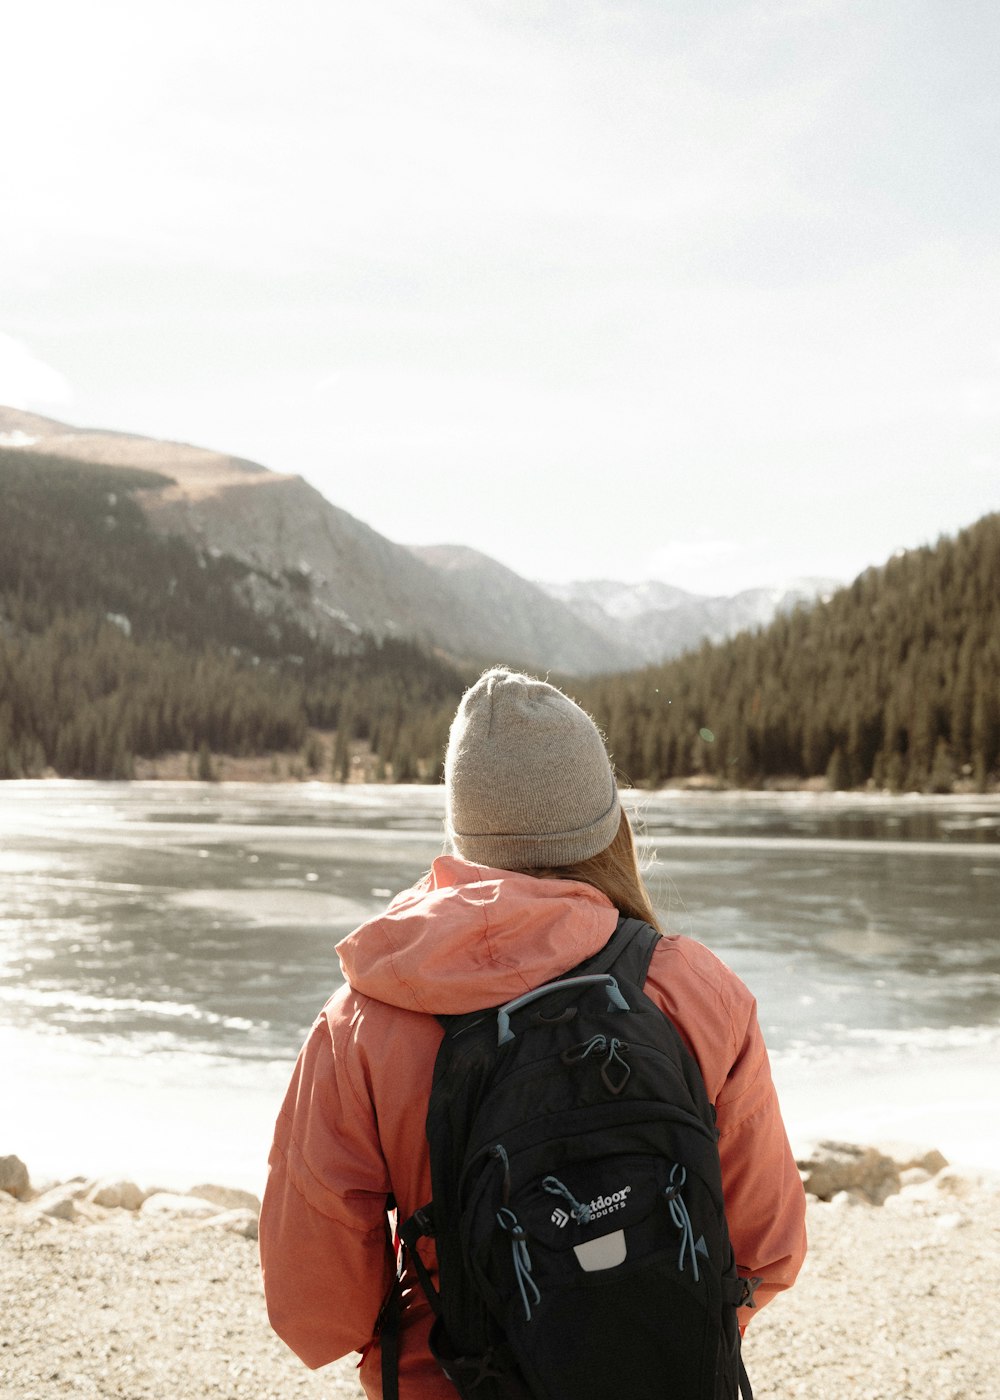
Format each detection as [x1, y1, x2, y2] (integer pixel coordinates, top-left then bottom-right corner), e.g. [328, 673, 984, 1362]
[742, 1164, 999, 1398]
[2, 1144, 998, 1399]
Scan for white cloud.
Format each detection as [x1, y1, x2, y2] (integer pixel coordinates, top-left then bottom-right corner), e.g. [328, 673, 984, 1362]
[639, 538, 774, 595]
[954, 343, 1000, 421]
[1, 2, 998, 594]
[0, 333, 74, 413]
[959, 380, 1000, 421]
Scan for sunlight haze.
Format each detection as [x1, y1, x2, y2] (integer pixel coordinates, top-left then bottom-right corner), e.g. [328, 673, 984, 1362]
[2, 0, 998, 594]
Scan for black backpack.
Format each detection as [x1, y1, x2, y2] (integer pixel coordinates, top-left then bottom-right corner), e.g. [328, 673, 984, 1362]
[381, 916, 756, 1400]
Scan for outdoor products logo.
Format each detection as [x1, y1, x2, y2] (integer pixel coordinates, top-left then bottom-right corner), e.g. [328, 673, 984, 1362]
[550, 1186, 631, 1228]
[587, 1186, 632, 1221]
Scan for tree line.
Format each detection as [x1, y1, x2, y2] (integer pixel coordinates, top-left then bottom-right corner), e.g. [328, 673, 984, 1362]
[0, 450, 467, 780]
[2, 449, 997, 790]
[0, 613, 463, 781]
[578, 513, 1000, 793]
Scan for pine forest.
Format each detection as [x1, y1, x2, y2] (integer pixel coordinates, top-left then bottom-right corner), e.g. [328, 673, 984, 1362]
[580, 512, 1000, 794]
[1, 448, 998, 792]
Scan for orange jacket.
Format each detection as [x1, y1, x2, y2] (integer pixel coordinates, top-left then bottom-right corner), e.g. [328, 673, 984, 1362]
[259, 857, 807, 1399]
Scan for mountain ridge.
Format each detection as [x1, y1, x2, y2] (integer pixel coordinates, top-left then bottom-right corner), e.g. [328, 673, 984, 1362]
[0, 405, 835, 673]
[543, 576, 841, 663]
[2, 411, 996, 791]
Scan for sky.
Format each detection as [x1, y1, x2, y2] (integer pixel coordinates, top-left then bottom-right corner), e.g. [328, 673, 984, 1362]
[2, 0, 998, 595]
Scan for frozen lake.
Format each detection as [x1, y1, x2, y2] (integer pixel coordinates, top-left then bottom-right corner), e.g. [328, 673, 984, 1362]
[2, 782, 998, 1192]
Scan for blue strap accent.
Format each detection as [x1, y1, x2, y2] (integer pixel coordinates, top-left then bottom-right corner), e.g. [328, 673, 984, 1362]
[561, 1033, 607, 1062]
[664, 1164, 700, 1283]
[602, 1037, 631, 1095]
[496, 1207, 541, 1321]
[542, 1175, 592, 1224]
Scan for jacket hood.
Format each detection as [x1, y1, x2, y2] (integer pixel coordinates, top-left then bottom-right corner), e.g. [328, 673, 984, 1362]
[336, 855, 620, 1015]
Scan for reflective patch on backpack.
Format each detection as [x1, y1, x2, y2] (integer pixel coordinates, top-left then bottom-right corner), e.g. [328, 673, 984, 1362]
[573, 1228, 627, 1272]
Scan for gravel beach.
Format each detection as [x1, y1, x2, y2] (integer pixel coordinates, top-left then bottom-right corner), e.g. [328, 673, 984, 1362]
[2, 1156, 998, 1400]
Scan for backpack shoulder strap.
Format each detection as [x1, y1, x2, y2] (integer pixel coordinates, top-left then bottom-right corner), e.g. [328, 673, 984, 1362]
[571, 913, 660, 986]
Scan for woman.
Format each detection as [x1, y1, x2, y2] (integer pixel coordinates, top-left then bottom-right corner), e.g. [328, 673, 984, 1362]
[259, 668, 807, 1398]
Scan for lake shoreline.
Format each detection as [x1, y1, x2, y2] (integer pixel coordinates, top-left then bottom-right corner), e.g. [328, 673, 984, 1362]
[3, 1148, 999, 1399]
[4, 781, 998, 1318]
[5, 753, 999, 797]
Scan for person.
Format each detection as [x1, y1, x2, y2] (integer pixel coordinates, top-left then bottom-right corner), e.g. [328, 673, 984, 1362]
[259, 667, 807, 1398]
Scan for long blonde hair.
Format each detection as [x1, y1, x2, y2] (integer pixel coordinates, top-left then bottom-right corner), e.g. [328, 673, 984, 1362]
[517, 808, 661, 931]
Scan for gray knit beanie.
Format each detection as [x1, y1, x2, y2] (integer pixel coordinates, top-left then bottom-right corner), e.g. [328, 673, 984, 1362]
[444, 668, 621, 869]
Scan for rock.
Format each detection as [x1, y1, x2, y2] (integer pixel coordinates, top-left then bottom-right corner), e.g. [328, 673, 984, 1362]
[796, 1141, 902, 1205]
[829, 1188, 868, 1209]
[934, 1211, 968, 1231]
[874, 1141, 949, 1176]
[25, 1186, 80, 1222]
[196, 1207, 259, 1239]
[899, 1167, 932, 1189]
[74, 1198, 110, 1224]
[916, 1167, 983, 1200]
[933, 1167, 985, 1198]
[63, 1178, 98, 1200]
[86, 1178, 148, 1211]
[139, 1192, 222, 1220]
[187, 1183, 261, 1215]
[0, 1154, 30, 1199]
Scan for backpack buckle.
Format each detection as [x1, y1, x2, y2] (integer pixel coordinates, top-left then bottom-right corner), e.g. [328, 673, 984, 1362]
[738, 1275, 762, 1308]
[445, 1351, 504, 1389]
[413, 1206, 435, 1237]
[400, 1205, 436, 1250]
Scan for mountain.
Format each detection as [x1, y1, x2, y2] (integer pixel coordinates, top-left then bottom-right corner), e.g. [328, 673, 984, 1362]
[0, 440, 468, 780]
[4, 404, 995, 791]
[577, 513, 1000, 792]
[407, 545, 642, 673]
[0, 407, 459, 651]
[543, 577, 841, 662]
[0, 407, 834, 673]
[0, 409, 636, 674]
